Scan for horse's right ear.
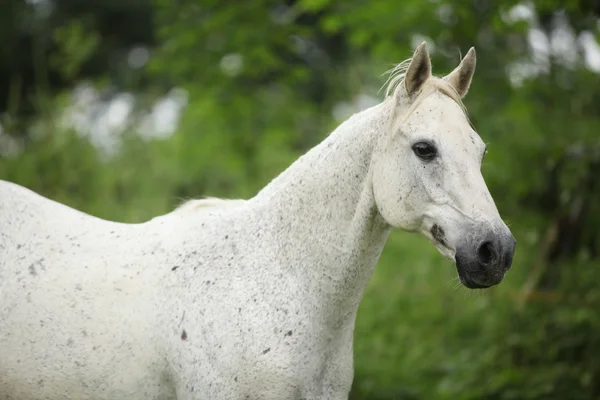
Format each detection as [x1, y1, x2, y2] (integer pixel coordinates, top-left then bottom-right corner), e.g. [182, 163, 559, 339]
[404, 41, 432, 96]
[443, 47, 476, 98]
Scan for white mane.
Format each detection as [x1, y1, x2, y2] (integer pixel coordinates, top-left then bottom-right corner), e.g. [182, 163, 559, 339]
[382, 58, 413, 98]
[175, 197, 245, 212]
[381, 56, 468, 117]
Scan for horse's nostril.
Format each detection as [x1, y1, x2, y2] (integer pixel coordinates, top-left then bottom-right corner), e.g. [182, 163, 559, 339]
[477, 241, 496, 266]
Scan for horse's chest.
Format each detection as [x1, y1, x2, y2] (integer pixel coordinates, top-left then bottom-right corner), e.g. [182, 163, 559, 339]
[241, 336, 354, 400]
[162, 292, 352, 400]
[160, 247, 356, 398]
[172, 341, 351, 400]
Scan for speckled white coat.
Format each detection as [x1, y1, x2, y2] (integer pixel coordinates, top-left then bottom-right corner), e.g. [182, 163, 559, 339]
[0, 43, 515, 399]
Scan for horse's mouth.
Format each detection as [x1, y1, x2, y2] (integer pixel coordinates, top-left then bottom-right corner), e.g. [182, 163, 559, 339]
[422, 228, 456, 261]
[435, 241, 456, 261]
[457, 272, 493, 289]
[423, 223, 456, 261]
[455, 264, 504, 289]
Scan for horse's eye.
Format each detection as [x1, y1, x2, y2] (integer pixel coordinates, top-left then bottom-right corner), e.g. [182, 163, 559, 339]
[412, 141, 437, 161]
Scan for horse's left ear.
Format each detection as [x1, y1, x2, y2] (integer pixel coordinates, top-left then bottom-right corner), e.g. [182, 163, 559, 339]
[404, 41, 432, 96]
[443, 47, 476, 98]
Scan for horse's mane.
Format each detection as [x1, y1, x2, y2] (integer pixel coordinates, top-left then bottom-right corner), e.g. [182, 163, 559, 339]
[382, 58, 414, 98]
[175, 57, 470, 216]
[381, 56, 468, 117]
[175, 197, 245, 213]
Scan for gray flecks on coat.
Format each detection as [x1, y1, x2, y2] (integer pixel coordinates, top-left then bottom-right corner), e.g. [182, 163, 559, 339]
[0, 42, 515, 400]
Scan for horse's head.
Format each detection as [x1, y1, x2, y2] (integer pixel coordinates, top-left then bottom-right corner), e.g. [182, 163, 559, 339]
[372, 42, 516, 289]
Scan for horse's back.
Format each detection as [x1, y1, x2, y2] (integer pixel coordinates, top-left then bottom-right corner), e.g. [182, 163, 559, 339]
[0, 179, 106, 249]
[1, 180, 58, 246]
[0, 180, 173, 399]
[0, 179, 126, 283]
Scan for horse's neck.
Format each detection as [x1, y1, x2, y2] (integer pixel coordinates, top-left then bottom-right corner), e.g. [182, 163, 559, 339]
[256, 102, 392, 328]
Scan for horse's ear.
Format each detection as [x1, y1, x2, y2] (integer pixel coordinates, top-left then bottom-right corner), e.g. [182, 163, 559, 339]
[404, 41, 432, 96]
[443, 47, 476, 98]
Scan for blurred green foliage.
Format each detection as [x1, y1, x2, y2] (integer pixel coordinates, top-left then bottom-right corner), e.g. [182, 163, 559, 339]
[1, 0, 600, 398]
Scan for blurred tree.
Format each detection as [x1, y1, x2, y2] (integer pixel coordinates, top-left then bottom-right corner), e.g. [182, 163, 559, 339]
[0, 0, 156, 132]
[151, 0, 600, 261]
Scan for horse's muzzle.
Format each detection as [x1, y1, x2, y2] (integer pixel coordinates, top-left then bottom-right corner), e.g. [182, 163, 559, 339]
[455, 230, 516, 289]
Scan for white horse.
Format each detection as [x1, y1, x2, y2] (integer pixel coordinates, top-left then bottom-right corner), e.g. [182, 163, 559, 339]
[0, 42, 515, 400]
